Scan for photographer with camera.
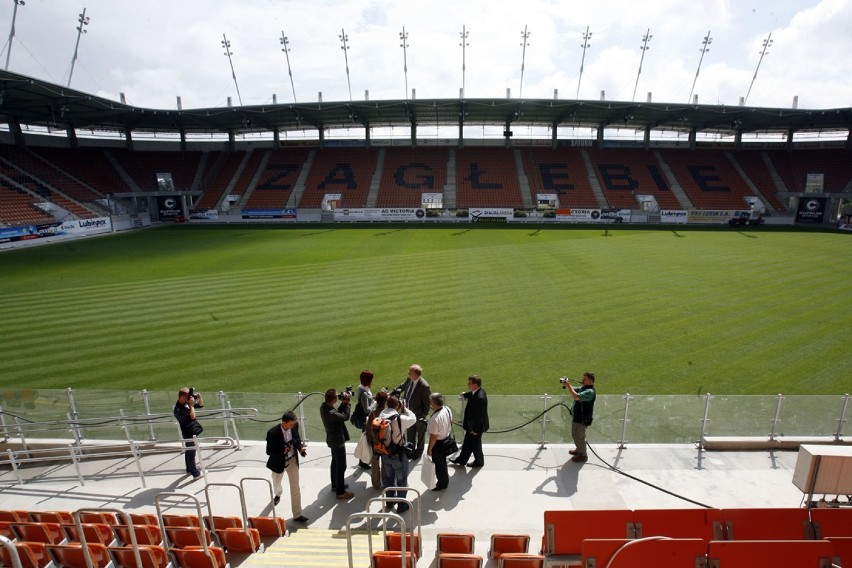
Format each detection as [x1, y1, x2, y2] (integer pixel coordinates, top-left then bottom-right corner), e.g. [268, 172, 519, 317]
[265, 411, 309, 524]
[320, 388, 354, 499]
[561, 372, 596, 463]
[395, 364, 431, 460]
[376, 394, 416, 513]
[174, 387, 204, 479]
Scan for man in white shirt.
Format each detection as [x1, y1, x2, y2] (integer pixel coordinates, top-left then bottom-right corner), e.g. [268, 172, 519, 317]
[427, 393, 454, 490]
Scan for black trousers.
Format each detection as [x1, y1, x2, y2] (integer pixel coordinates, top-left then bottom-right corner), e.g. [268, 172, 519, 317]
[329, 445, 347, 494]
[431, 440, 449, 488]
[456, 430, 484, 465]
[183, 439, 199, 475]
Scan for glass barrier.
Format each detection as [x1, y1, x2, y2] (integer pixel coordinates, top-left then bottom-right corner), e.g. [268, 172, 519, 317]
[1, 389, 847, 446]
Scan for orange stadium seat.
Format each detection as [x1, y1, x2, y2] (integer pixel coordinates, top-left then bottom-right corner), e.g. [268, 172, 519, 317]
[372, 550, 415, 568]
[582, 537, 706, 568]
[436, 552, 483, 567]
[497, 553, 545, 568]
[437, 533, 475, 555]
[825, 536, 852, 567]
[543, 510, 634, 557]
[113, 524, 163, 547]
[707, 539, 832, 567]
[489, 534, 530, 559]
[28, 512, 74, 525]
[633, 508, 724, 541]
[108, 545, 169, 568]
[169, 545, 227, 568]
[0, 541, 50, 568]
[46, 542, 111, 568]
[720, 507, 813, 541]
[60, 523, 115, 546]
[810, 507, 852, 539]
[10, 522, 65, 545]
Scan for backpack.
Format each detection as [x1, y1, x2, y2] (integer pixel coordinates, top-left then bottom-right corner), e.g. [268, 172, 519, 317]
[371, 413, 401, 455]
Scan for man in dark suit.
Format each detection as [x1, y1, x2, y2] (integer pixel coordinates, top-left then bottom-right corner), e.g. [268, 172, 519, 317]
[266, 411, 309, 523]
[397, 364, 432, 459]
[320, 388, 353, 499]
[451, 374, 489, 468]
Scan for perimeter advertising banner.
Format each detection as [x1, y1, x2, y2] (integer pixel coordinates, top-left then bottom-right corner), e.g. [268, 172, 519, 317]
[0, 218, 112, 243]
[334, 208, 426, 221]
[687, 210, 737, 224]
[660, 210, 688, 224]
[469, 208, 513, 223]
[157, 196, 182, 220]
[240, 209, 297, 220]
[796, 197, 826, 223]
[555, 208, 601, 222]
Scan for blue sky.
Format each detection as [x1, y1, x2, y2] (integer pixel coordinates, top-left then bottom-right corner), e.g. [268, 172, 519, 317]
[2, 0, 850, 111]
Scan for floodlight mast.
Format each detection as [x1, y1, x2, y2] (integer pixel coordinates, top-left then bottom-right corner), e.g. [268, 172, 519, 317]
[280, 32, 297, 104]
[339, 28, 352, 103]
[519, 25, 530, 99]
[631, 28, 652, 102]
[400, 27, 409, 100]
[221, 33, 243, 106]
[67, 7, 90, 88]
[459, 26, 469, 98]
[4, 0, 25, 71]
[744, 33, 772, 105]
[688, 30, 712, 103]
[576, 26, 592, 99]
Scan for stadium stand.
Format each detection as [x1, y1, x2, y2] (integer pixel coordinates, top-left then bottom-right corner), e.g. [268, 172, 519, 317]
[109, 149, 203, 193]
[658, 148, 760, 210]
[297, 147, 378, 208]
[586, 147, 683, 210]
[0, 147, 104, 205]
[456, 147, 524, 208]
[768, 148, 852, 193]
[194, 151, 246, 210]
[30, 147, 132, 196]
[728, 150, 788, 211]
[519, 147, 599, 209]
[375, 147, 449, 207]
[243, 148, 310, 210]
[0, 185, 55, 225]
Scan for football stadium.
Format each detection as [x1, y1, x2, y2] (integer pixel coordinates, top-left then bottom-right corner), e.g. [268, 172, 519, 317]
[1, 3, 851, 567]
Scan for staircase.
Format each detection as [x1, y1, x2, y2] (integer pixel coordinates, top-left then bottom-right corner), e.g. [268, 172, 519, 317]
[242, 528, 375, 568]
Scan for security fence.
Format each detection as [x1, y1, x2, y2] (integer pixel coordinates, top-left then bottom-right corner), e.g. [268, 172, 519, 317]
[1, 388, 848, 449]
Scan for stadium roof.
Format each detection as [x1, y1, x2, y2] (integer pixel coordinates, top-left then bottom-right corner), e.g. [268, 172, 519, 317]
[2, 69, 851, 139]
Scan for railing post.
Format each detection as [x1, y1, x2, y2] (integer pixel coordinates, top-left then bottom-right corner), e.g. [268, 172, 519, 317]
[118, 408, 132, 442]
[13, 417, 29, 454]
[195, 435, 208, 484]
[66, 387, 84, 443]
[835, 393, 850, 442]
[297, 392, 307, 442]
[217, 391, 228, 437]
[0, 403, 8, 442]
[769, 393, 784, 442]
[226, 400, 242, 450]
[130, 440, 147, 488]
[698, 393, 713, 450]
[538, 394, 552, 449]
[617, 393, 634, 449]
[141, 389, 157, 441]
[7, 449, 23, 485]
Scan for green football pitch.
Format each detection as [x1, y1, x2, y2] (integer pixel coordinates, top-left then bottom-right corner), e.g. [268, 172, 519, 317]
[0, 224, 848, 396]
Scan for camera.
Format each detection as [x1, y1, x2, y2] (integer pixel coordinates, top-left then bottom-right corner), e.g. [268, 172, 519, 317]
[188, 387, 196, 398]
[559, 377, 571, 390]
[401, 441, 415, 458]
[339, 385, 354, 400]
[391, 383, 405, 397]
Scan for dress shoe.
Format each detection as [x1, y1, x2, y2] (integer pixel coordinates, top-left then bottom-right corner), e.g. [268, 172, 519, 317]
[273, 495, 280, 506]
[468, 462, 484, 468]
[431, 484, 448, 491]
[358, 461, 371, 470]
[293, 515, 309, 523]
[336, 491, 354, 500]
[569, 449, 578, 455]
[571, 455, 588, 463]
[330, 483, 349, 492]
[449, 459, 465, 466]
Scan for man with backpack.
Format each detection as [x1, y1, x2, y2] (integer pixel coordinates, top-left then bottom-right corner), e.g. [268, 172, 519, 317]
[372, 394, 416, 513]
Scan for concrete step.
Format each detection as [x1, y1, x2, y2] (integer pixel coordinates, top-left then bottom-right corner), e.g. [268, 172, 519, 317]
[242, 528, 384, 568]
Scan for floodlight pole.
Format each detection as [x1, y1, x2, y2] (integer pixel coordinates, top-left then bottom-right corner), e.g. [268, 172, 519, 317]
[631, 28, 652, 102]
[688, 30, 712, 104]
[279, 32, 297, 103]
[576, 26, 592, 99]
[400, 27, 409, 100]
[744, 32, 772, 105]
[518, 25, 530, 99]
[4, 0, 25, 71]
[221, 33, 243, 106]
[67, 7, 90, 88]
[339, 28, 352, 103]
[459, 26, 469, 98]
